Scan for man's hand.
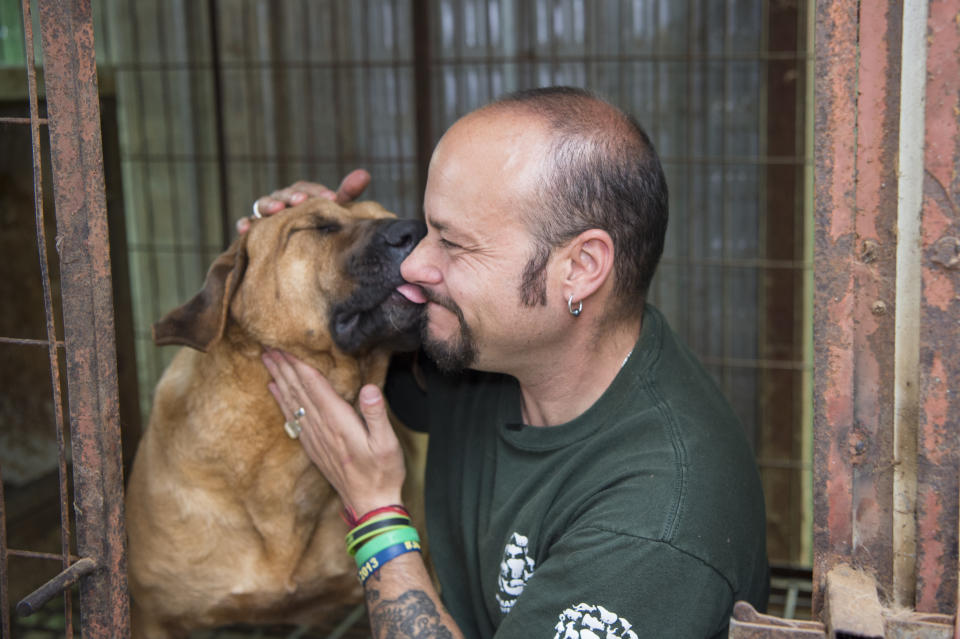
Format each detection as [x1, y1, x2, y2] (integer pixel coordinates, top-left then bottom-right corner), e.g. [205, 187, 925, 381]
[261, 348, 405, 515]
[262, 352, 462, 639]
[237, 169, 372, 233]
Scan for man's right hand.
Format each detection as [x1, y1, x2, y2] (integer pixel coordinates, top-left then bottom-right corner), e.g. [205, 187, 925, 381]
[238, 169, 372, 233]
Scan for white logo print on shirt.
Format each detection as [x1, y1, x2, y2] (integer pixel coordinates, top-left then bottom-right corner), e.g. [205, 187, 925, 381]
[553, 603, 638, 639]
[496, 532, 536, 614]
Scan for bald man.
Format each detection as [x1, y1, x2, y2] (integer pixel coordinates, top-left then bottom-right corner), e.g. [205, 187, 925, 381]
[260, 87, 768, 638]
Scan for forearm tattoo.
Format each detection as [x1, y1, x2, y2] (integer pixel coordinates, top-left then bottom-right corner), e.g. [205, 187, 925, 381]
[367, 589, 455, 639]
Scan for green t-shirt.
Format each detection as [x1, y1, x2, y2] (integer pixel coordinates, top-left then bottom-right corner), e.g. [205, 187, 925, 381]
[386, 305, 768, 638]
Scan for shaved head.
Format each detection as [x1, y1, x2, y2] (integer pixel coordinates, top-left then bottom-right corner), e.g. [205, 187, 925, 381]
[480, 87, 669, 321]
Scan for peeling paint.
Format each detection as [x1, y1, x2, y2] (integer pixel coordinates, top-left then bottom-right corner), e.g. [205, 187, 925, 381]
[921, 267, 956, 311]
[915, 487, 946, 611]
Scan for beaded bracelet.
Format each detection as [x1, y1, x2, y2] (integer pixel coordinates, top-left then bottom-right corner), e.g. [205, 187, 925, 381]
[353, 526, 420, 568]
[357, 539, 421, 585]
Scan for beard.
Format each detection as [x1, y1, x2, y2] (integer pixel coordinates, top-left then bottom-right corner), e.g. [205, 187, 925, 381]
[420, 290, 478, 373]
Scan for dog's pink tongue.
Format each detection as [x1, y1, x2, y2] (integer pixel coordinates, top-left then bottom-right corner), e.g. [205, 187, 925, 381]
[396, 283, 427, 304]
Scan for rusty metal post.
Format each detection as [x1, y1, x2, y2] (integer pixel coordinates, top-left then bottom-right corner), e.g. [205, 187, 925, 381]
[914, 0, 960, 614]
[813, 0, 960, 621]
[35, 0, 131, 635]
[812, 0, 902, 615]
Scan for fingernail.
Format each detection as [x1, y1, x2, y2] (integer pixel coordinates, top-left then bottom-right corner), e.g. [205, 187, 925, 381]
[291, 192, 307, 203]
[320, 190, 336, 201]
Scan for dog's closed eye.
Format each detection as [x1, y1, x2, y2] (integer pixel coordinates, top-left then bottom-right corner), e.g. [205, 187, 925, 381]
[288, 221, 342, 239]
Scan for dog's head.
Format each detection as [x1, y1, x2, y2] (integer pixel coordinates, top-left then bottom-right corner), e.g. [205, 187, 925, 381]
[152, 198, 426, 357]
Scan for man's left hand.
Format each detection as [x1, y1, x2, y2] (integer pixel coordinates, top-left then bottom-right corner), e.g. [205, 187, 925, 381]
[261, 349, 406, 515]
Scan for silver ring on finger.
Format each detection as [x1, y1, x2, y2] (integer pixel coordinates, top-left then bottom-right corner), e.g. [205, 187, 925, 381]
[284, 420, 302, 439]
[251, 200, 263, 219]
[294, 406, 306, 419]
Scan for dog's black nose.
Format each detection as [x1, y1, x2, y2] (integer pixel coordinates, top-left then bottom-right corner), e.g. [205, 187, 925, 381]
[380, 219, 426, 253]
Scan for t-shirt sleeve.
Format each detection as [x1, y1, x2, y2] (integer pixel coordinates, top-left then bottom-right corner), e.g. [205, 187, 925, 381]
[492, 527, 735, 639]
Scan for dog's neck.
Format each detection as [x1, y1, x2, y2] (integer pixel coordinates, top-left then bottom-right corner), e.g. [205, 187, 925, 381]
[214, 324, 392, 405]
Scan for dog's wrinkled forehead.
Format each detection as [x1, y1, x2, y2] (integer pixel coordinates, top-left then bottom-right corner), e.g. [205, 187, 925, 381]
[247, 198, 395, 256]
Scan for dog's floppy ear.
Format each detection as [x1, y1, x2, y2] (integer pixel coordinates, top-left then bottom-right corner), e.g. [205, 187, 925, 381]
[152, 235, 249, 352]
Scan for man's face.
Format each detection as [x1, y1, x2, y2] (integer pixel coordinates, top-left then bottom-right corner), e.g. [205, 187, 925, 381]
[400, 111, 557, 374]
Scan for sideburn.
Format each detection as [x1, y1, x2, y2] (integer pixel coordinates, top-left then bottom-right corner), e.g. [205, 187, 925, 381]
[519, 241, 551, 307]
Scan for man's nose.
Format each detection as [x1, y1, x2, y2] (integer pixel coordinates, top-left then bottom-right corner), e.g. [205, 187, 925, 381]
[401, 235, 442, 285]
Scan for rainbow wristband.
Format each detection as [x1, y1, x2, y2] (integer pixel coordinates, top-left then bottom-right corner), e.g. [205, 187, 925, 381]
[353, 526, 420, 568]
[345, 515, 411, 549]
[357, 540, 422, 585]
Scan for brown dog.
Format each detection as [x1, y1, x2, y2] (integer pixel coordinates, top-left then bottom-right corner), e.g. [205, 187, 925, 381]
[125, 198, 427, 638]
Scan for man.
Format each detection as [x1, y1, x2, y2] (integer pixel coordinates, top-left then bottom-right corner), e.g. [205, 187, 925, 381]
[258, 87, 768, 638]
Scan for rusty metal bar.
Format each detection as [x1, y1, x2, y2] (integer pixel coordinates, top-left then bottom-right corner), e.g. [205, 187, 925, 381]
[812, 0, 860, 612]
[36, 0, 131, 635]
[915, 0, 960, 614]
[9, 549, 80, 562]
[0, 337, 65, 347]
[21, 0, 79, 633]
[16, 557, 97, 618]
[812, 0, 902, 615]
[729, 601, 826, 638]
[849, 0, 902, 609]
[0, 116, 48, 124]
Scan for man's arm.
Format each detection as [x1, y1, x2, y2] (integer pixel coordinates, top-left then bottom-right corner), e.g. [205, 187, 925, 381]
[261, 349, 464, 639]
[362, 552, 461, 639]
[493, 527, 737, 639]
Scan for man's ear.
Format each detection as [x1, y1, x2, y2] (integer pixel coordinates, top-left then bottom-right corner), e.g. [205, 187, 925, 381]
[152, 234, 249, 352]
[562, 229, 615, 301]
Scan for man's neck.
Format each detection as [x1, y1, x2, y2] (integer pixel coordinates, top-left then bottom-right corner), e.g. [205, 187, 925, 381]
[516, 316, 642, 427]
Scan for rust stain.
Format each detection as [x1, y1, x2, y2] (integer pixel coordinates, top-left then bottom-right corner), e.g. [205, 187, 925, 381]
[921, 266, 956, 310]
[914, 0, 960, 613]
[826, 435, 854, 547]
[920, 355, 949, 467]
[855, 1, 894, 242]
[820, 1, 860, 243]
[923, 1, 960, 193]
[916, 487, 946, 611]
[923, 194, 957, 244]
[824, 290, 855, 426]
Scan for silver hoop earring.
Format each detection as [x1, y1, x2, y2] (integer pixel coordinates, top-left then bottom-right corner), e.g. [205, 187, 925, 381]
[568, 295, 582, 317]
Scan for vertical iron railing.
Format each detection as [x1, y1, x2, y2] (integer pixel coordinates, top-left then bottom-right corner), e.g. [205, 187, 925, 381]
[0, 0, 130, 636]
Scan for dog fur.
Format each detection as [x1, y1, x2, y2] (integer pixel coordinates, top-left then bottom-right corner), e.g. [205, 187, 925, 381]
[125, 199, 427, 638]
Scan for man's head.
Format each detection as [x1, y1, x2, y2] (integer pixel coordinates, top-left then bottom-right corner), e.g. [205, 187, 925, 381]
[401, 87, 668, 373]
[489, 87, 669, 322]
